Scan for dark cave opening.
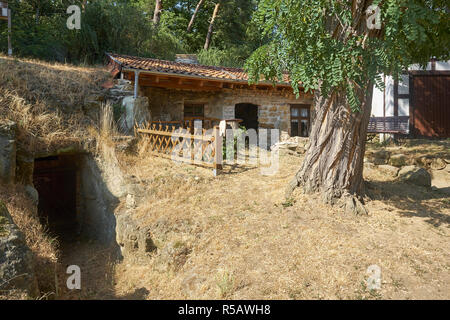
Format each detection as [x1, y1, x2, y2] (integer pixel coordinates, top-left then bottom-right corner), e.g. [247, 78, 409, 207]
[33, 155, 81, 242]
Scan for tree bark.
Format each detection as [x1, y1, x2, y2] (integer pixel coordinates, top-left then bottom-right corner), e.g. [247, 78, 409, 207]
[204, 2, 220, 50]
[286, 84, 374, 214]
[187, 0, 205, 32]
[153, 0, 162, 25]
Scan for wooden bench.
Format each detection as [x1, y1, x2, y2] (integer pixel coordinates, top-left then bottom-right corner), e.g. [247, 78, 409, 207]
[368, 116, 409, 134]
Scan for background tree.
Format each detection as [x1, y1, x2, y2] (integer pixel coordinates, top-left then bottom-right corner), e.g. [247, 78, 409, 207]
[187, 0, 205, 32]
[204, 2, 220, 50]
[153, 0, 162, 25]
[246, 0, 449, 213]
[0, 0, 263, 66]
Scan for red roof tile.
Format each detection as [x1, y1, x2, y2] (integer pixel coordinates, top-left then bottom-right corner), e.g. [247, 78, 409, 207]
[107, 53, 290, 84]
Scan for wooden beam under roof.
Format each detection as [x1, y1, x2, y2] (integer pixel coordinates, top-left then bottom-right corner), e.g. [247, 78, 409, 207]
[123, 70, 295, 92]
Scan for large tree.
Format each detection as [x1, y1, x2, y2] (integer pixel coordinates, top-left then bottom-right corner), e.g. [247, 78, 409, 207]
[246, 0, 449, 213]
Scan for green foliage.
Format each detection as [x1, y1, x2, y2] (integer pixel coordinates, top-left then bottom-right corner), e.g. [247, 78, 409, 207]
[0, 0, 265, 66]
[245, 0, 450, 111]
[197, 47, 254, 68]
[222, 126, 247, 161]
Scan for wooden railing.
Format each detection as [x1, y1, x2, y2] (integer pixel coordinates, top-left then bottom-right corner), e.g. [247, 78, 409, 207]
[135, 121, 223, 170]
[368, 116, 410, 134]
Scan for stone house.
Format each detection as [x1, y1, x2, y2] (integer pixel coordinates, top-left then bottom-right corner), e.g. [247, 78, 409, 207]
[106, 53, 314, 140]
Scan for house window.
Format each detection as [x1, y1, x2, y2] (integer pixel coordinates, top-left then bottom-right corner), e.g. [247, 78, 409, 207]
[290, 104, 310, 137]
[184, 104, 204, 118]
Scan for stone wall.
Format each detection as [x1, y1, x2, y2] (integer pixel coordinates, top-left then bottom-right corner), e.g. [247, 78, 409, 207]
[141, 86, 313, 139]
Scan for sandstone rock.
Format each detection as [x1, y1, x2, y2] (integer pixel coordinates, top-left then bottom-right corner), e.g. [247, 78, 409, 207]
[378, 164, 400, 177]
[398, 165, 431, 187]
[0, 201, 39, 298]
[366, 150, 390, 165]
[0, 121, 17, 185]
[414, 156, 432, 168]
[24, 185, 39, 206]
[157, 240, 191, 272]
[271, 141, 298, 151]
[115, 213, 156, 257]
[364, 162, 375, 170]
[431, 158, 447, 170]
[389, 154, 407, 167]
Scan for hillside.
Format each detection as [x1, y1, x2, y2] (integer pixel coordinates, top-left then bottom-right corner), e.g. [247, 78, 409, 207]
[0, 54, 110, 154]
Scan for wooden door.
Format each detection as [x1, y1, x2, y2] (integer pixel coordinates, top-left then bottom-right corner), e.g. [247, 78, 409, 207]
[413, 75, 450, 137]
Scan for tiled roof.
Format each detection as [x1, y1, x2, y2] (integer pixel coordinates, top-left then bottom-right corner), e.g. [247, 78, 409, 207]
[106, 53, 290, 84]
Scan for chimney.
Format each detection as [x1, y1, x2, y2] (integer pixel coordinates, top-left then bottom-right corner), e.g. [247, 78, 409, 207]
[175, 54, 199, 65]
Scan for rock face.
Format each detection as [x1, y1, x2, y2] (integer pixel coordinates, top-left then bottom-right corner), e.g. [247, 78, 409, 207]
[398, 165, 431, 187]
[0, 121, 17, 185]
[0, 201, 39, 298]
[115, 213, 156, 257]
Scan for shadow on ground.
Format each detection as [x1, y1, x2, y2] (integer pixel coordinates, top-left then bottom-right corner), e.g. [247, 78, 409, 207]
[367, 179, 450, 228]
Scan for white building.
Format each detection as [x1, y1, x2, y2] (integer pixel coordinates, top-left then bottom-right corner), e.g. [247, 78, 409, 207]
[370, 60, 450, 138]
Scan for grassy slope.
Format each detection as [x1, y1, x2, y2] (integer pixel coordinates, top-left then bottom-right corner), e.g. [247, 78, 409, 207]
[0, 54, 109, 154]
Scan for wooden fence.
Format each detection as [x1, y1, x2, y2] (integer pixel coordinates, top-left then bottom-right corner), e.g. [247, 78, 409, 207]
[135, 121, 223, 170]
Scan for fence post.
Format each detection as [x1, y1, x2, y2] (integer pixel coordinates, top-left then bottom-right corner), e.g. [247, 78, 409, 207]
[213, 126, 223, 174]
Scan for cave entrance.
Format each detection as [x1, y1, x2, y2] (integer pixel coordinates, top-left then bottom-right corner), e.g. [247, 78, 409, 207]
[33, 155, 81, 241]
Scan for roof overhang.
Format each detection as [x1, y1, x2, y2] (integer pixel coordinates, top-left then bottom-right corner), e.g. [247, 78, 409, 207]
[106, 53, 299, 93]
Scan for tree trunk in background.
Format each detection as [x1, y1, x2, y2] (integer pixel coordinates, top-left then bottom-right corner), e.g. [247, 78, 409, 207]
[204, 2, 220, 50]
[153, 0, 162, 25]
[187, 0, 205, 32]
[286, 84, 373, 214]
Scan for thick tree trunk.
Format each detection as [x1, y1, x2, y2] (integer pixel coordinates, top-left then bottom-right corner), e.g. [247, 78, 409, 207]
[286, 84, 374, 214]
[153, 0, 162, 25]
[204, 2, 220, 50]
[187, 0, 205, 32]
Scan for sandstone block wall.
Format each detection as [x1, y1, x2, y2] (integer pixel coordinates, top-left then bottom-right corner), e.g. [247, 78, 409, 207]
[141, 86, 313, 139]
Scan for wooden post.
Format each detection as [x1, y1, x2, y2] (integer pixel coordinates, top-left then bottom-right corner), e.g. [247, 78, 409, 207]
[134, 71, 139, 99]
[213, 126, 223, 173]
[7, 8, 11, 56]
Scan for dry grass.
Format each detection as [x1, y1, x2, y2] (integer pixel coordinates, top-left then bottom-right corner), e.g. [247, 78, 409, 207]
[108, 141, 449, 300]
[0, 54, 110, 154]
[0, 185, 59, 299]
